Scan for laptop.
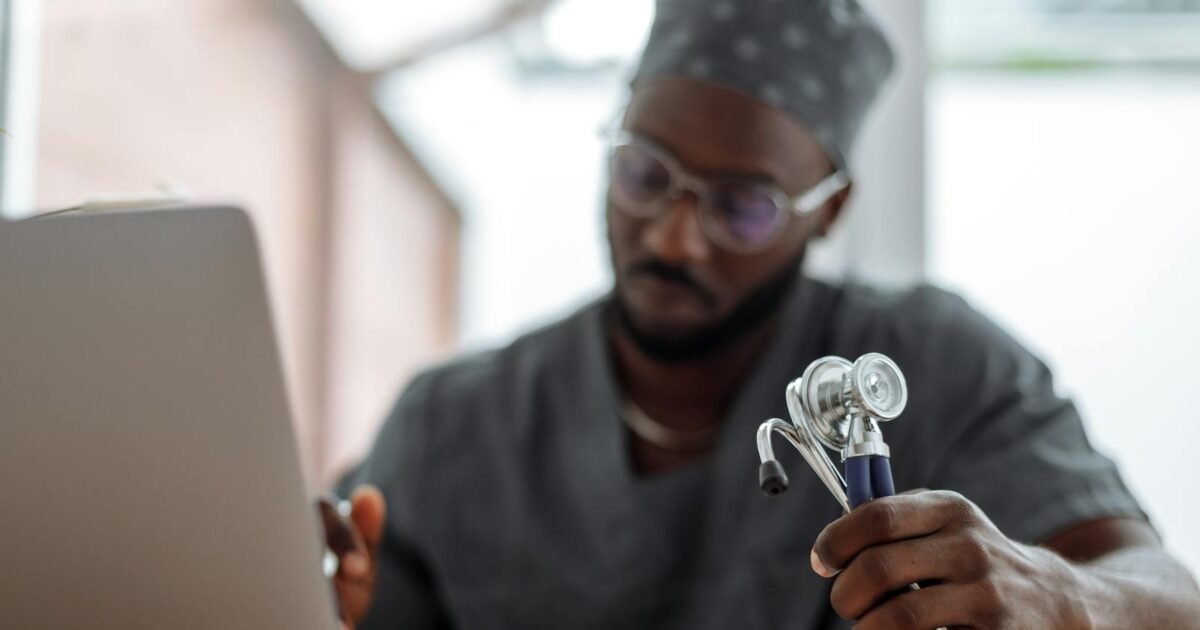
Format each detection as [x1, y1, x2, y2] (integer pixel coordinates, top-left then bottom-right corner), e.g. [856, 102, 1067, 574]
[0, 206, 339, 629]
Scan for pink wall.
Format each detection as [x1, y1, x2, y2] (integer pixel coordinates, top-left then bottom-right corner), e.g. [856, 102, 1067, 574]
[322, 73, 459, 483]
[36, 0, 458, 486]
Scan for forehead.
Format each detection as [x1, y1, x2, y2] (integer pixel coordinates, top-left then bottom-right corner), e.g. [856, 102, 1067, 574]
[623, 78, 832, 186]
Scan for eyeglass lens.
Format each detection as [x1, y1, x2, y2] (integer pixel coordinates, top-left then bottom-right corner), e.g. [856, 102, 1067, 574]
[611, 142, 785, 250]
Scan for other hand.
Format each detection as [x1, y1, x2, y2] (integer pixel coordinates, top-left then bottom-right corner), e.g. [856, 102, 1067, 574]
[317, 485, 387, 630]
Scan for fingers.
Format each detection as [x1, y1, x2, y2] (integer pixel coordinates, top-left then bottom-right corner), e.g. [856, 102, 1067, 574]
[349, 485, 387, 554]
[317, 493, 369, 579]
[812, 490, 978, 575]
[340, 486, 385, 579]
[829, 533, 980, 620]
[853, 582, 989, 630]
[318, 486, 385, 627]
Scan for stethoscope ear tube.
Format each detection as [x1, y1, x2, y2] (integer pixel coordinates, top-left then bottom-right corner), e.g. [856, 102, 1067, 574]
[757, 414, 852, 512]
[758, 459, 789, 496]
[845, 454, 896, 509]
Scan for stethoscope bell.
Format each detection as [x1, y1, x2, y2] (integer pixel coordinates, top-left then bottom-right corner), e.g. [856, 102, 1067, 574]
[756, 353, 908, 512]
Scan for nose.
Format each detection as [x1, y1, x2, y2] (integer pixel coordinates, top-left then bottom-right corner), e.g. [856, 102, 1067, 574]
[641, 193, 713, 264]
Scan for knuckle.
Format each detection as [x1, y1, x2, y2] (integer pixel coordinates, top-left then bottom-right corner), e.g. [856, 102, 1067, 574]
[931, 490, 977, 525]
[859, 547, 896, 586]
[831, 549, 895, 621]
[976, 576, 1003, 607]
[959, 534, 994, 576]
[865, 499, 902, 538]
[970, 580, 1006, 625]
[877, 599, 922, 630]
[929, 489, 966, 511]
[828, 577, 857, 620]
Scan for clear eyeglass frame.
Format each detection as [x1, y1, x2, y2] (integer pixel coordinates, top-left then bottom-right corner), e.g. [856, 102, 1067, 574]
[603, 128, 850, 254]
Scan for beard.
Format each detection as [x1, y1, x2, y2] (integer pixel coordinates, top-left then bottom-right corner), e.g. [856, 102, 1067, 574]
[611, 249, 805, 363]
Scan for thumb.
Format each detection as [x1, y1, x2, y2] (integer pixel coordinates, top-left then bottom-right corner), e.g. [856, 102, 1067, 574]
[350, 485, 386, 551]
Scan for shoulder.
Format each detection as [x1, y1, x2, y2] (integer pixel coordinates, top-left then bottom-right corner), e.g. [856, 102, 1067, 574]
[828, 281, 1049, 395]
[827, 281, 1063, 434]
[350, 300, 604, 531]
[833, 282, 1012, 353]
[409, 299, 600, 415]
[834, 282, 975, 334]
[364, 299, 603, 478]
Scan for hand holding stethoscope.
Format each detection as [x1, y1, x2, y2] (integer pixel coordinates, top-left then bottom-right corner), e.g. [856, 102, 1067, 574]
[755, 353, 944, 628]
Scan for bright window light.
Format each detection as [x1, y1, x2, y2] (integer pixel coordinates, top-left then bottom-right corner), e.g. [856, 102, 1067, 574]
[294, 0, 502, 70]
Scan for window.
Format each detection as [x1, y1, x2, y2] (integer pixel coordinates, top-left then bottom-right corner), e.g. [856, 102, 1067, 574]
[0, 0, 41, 219]
[929, 0, 1200, 570]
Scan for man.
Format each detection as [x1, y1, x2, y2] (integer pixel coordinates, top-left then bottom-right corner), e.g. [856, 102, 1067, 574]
[321, 1, 1200, 628]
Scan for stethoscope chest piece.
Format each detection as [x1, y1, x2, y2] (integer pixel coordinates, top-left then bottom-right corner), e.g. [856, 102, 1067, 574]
[848, 353, 907, 421]
[756, 352, 908, 511]
[798, 355, 855, 452]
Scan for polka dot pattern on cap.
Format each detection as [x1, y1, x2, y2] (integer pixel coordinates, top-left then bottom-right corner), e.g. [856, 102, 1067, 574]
[733, 37, 762, 62]
[632, 0, 895, 168]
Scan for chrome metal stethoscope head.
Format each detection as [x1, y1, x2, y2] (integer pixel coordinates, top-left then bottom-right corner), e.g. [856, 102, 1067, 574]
[798, 353, 907, 452]
[756, 353, 909, 509]
[796, 355, 855, 452]
[849, 353, 907, 421]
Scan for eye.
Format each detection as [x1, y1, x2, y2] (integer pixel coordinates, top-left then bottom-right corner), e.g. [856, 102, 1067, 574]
[709, 183, 783, 246]
[612, 145, 671, 203]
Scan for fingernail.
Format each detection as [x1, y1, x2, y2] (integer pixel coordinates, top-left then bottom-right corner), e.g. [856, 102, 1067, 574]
[342, 552, 368, 576]
[810, 548, 835, 578]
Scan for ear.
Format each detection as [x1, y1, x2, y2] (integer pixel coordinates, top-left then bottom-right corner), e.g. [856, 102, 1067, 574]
[814, 180, 853, 238]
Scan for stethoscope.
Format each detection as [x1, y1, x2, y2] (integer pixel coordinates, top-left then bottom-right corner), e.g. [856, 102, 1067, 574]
[756, 352, 907, 511]
[755, 352, 940, 624]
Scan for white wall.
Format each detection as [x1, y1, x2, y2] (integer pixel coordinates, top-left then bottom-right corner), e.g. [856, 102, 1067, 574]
[378, 47, 621, 351]
[809, 0, 925, 285]
[930, 70, 1200, 572]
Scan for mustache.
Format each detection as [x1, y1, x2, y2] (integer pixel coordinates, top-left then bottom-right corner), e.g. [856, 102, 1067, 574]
[629, 259, 719, 307]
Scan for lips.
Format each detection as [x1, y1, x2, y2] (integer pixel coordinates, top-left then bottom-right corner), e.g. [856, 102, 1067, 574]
[628, 271, 714, 314]
[626, 260, 719, 306]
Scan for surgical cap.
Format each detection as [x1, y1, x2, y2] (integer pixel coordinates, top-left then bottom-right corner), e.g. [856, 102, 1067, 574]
[631, 0, 896, 168]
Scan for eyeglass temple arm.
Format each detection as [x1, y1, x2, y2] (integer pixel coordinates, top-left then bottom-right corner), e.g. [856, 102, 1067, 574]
[794, 170, 851, 215]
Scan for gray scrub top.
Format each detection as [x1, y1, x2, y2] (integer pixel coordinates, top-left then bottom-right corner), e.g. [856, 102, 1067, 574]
[340, 277, 1145, 630]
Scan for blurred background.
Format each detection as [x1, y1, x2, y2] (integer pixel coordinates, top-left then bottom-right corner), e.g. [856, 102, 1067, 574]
[1, 0, 1197, 571]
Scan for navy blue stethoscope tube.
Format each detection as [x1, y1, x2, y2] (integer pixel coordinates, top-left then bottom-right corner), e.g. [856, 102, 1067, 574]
[846, 454, 896, 509]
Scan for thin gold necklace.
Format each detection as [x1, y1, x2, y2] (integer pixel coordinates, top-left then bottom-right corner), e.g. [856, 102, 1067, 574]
[619, 397, 718, 453]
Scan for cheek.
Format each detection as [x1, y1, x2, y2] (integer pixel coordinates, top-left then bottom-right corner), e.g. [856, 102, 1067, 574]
[714, 253, 770, 292]
[715, 232, 808, 296]
[606, 201, 644, 262]
[768, 217, 817, 266]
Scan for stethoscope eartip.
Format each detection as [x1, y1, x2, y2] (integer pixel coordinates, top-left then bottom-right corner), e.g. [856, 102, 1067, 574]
[758, 459, 790, 496]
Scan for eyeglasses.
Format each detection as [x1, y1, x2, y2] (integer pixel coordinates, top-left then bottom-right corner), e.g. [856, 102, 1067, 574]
[607, 130, 849, 254]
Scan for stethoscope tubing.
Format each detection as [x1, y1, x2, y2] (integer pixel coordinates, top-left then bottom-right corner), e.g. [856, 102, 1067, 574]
[845, 454, 896, 509]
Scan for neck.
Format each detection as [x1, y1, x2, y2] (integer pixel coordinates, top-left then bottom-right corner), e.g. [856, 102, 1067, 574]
[608, 306, 783, 431]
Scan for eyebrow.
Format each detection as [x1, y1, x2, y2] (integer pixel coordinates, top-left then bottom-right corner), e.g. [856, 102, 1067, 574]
[628, 130, 793, 189]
